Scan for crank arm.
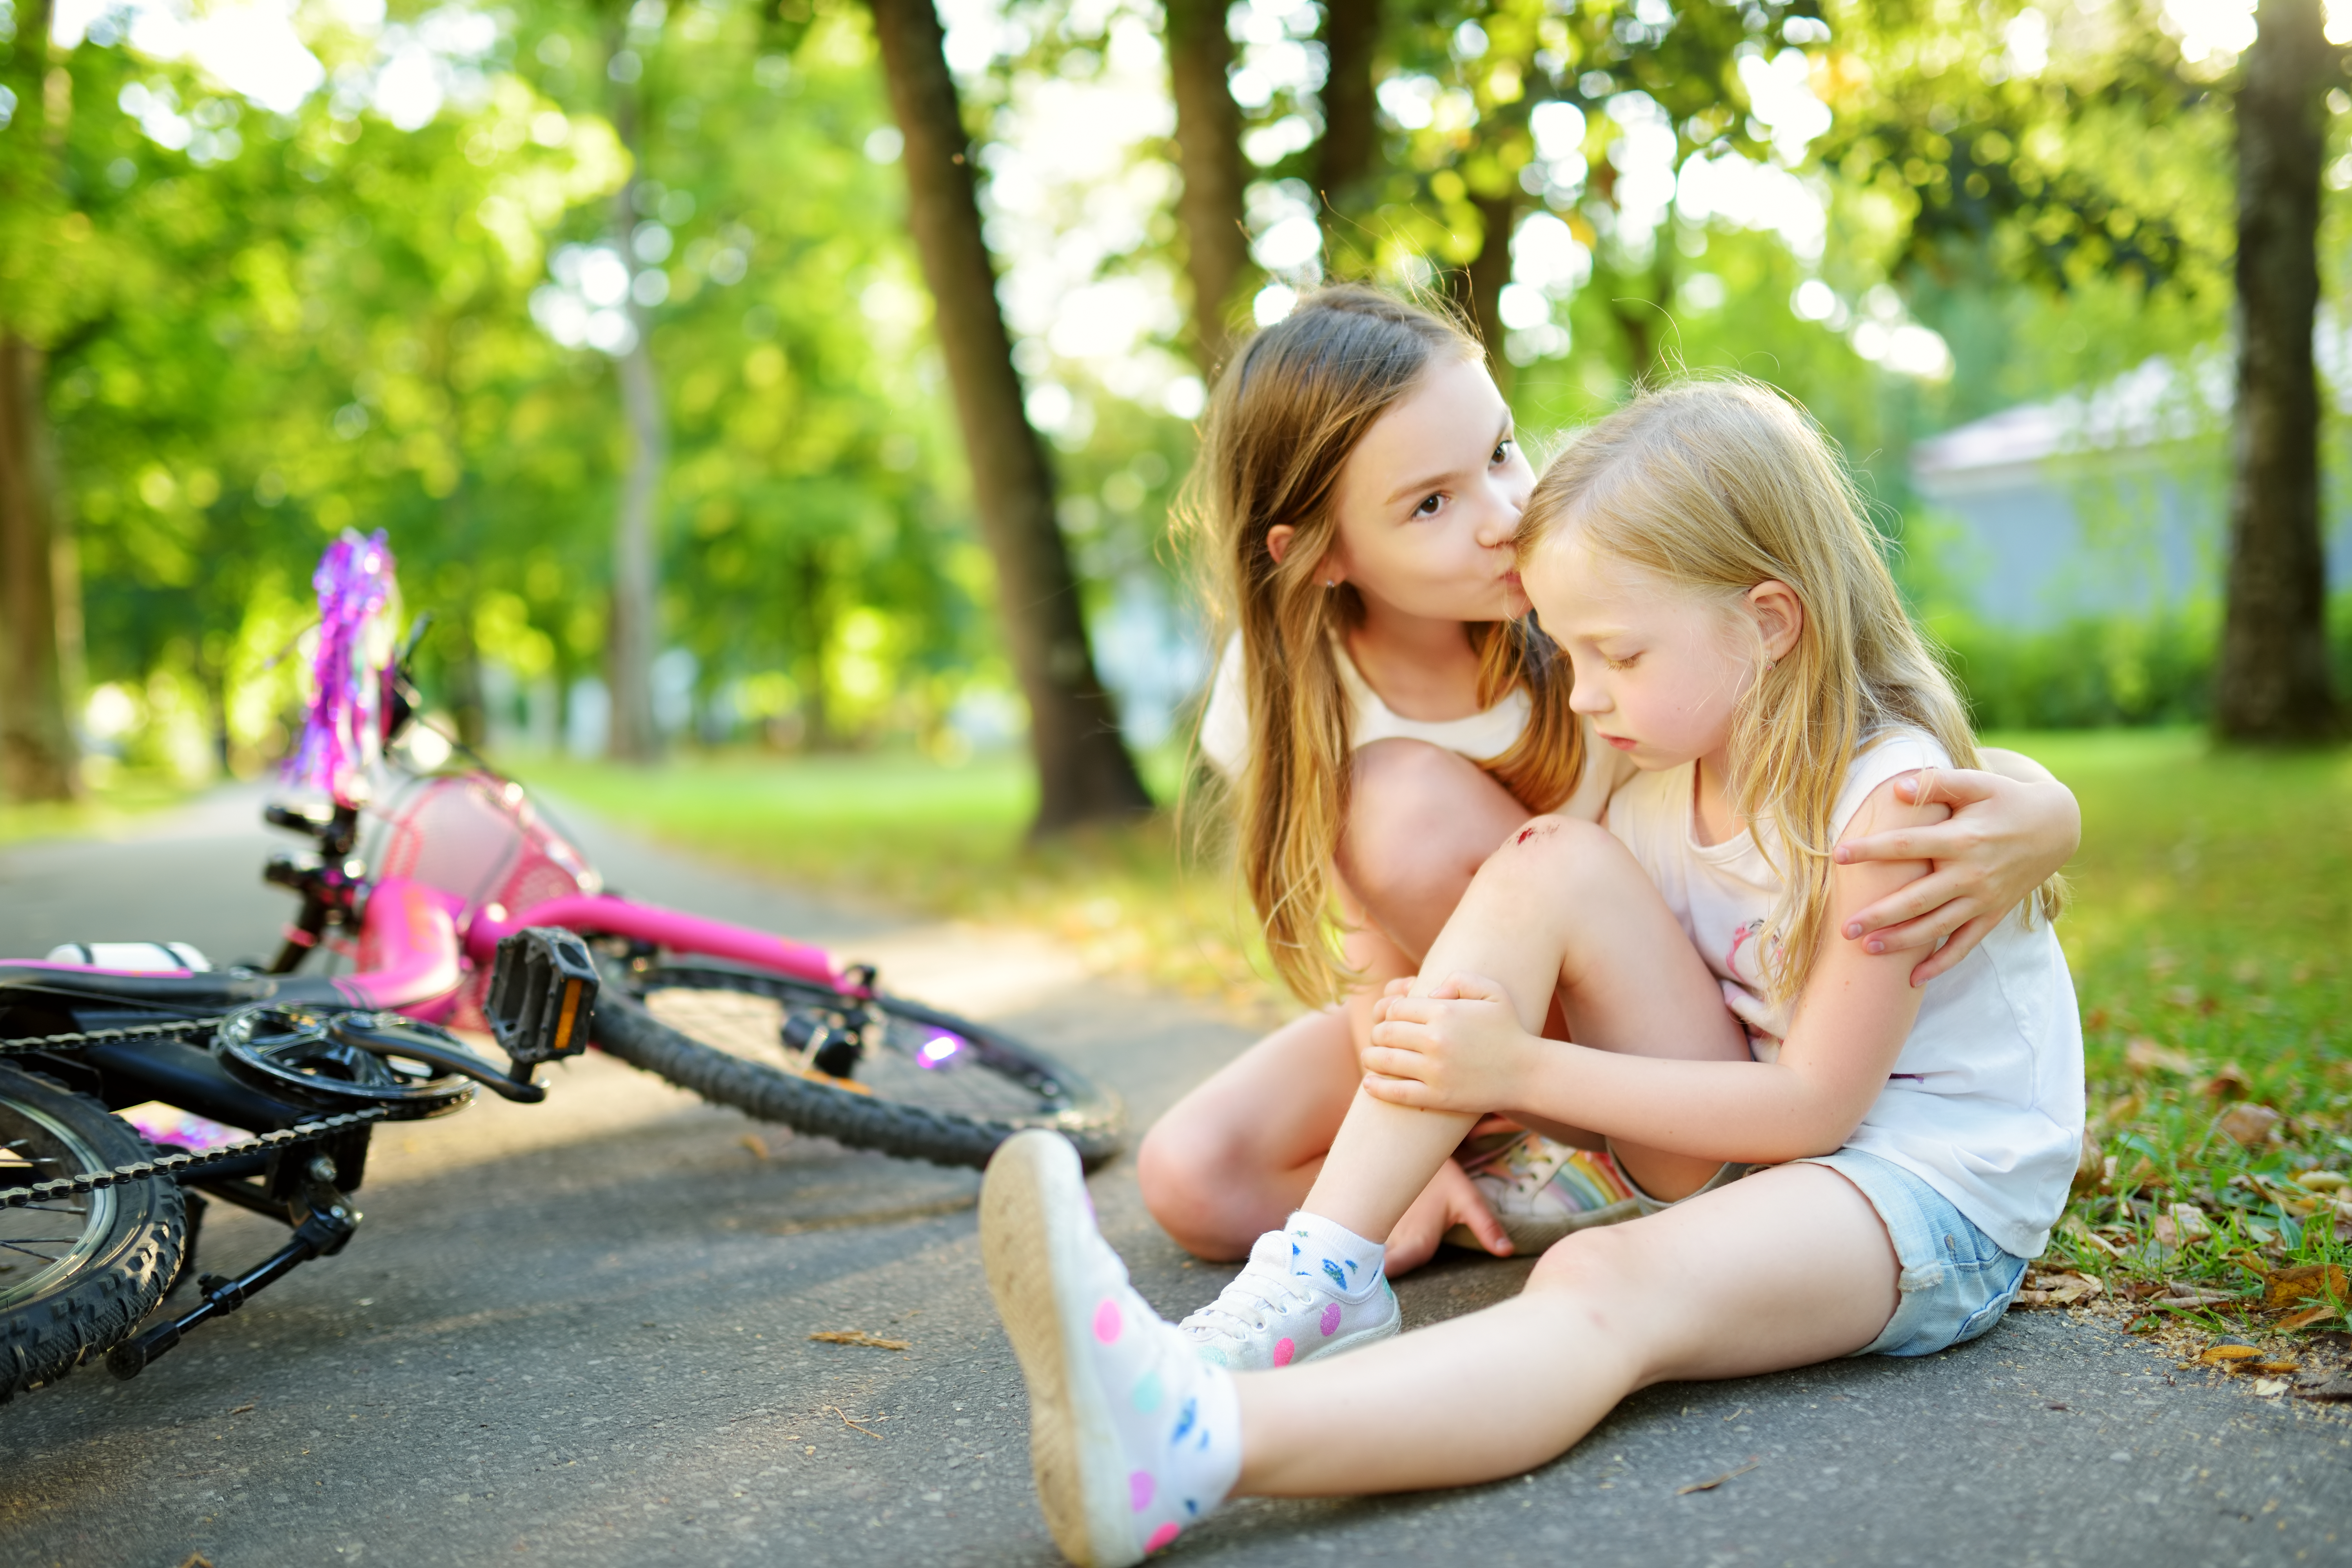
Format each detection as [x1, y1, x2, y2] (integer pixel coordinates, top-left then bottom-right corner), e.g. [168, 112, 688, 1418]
[332, 1015, 548, 1103]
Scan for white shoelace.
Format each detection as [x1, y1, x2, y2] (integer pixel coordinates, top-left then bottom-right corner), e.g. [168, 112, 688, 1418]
[1179, 1264, 1314, 1341]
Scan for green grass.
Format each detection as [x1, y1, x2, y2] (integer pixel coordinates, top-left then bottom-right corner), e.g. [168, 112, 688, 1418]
[0, 772, 200, 846]
[2005, 730, 2352, 1334]
[533, 730, 2352, 1333]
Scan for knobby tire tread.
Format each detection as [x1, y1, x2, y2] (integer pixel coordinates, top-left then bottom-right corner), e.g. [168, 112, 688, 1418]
[589, 988, 1122, 1172]
[0, 1066, 187, 1405]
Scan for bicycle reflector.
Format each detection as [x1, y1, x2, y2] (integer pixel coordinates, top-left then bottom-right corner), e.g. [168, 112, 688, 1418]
[486, 927, 599, 1074]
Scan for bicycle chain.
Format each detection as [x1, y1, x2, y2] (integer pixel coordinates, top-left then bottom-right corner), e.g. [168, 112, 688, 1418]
[0, 1015, 232, 1058]
[0, 1107, 390, 1209]
[1, 1014, 378, 1207]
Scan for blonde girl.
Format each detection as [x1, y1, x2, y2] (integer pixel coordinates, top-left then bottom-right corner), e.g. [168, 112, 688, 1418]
[1143, 285, 2082, 1270]
[978, 377, 2084, 1566]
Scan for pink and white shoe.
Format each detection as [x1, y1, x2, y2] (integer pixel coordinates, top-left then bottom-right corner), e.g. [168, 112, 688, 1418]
[1176, 1227, 1399, 1371]
[980, 1131, 1240, 1567]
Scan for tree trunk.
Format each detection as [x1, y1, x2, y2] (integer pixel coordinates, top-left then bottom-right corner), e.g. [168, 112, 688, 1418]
[2216, 0, 2337, 740]
[0, 334, 80, 801]
[1446, 191, 1519, 397]
[1316, 0, 1381, 214]
[604, 25, 665, 762]
[0, 0, 81, 802]
[1165, 0, 1253, 376]
[866, 0, 1152, 833]
[792, 541, 835, 750]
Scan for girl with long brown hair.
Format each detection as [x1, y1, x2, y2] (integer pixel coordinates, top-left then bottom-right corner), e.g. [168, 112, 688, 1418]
[1140, 285, 2081, 1271]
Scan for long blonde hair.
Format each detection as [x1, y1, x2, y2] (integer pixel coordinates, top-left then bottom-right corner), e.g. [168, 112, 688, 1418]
[1180, 285, 1586, 1005]
[1519, 377, 2062, 1003]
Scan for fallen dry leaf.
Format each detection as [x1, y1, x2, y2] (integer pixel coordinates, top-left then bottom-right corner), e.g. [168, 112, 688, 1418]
[2072, 1130, 2104, 1196]
[2279, 1304, 2343, 1332]
[2218, 1103, 2283, 1147]
[2060, 1214, 2122, 1256]
[2016, 1270, 2105, 1308]
[2125, 1037, 2196, 1076]
[2251, 1378, 2290, 1397]
[2294, 1170, 2349, 1194]
[740, 1134, 770, 1161]
[2252, 1360, 2301, 1376]
[808, 1330, 911, 1351]
[176, 1555, 216, 1568]
[2262, 1263, 2347, 1312]
[1675, 1457, 1760, 1495]
[2198, 1062, 2252, 1102]
[2199, 1343, 2261, 1367]
[2153, 1204, 2212, 1250]
[226, 1403, 256, 1416]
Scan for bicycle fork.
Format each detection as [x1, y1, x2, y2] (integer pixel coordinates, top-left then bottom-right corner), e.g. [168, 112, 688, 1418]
[107, 1157, 361, 1380]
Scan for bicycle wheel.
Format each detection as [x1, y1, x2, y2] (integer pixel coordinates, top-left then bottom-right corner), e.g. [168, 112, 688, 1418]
[591, 961, 1124, 1171]
[0, 1065, 187, 1404]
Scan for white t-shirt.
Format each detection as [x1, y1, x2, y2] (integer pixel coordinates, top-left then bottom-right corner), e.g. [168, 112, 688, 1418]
[1604, 730, 2085, 1258]
[1197, 633, 1628, 822]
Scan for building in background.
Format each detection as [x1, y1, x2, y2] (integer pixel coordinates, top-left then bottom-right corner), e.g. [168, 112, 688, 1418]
[1909, 356, 2351, 627]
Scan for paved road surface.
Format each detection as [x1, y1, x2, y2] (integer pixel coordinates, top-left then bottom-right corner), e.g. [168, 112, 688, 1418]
[2, 790, 2347, 1568]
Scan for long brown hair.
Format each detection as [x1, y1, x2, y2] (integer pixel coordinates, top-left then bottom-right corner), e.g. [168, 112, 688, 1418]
[1179, 285, 1586, 1005]
[1518, 377, 2063, 1004]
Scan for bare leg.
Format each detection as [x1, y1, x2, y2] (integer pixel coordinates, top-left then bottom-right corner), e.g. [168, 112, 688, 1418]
[1135, 1007, 1363, 1259]
[1234, 1163, 1898, 1495]
[1304, 817, 1752, 1241]
[1139, 742, 1537, 1258]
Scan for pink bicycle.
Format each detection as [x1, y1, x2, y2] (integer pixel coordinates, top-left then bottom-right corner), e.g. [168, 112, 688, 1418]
[258, 534, 1123, 1172]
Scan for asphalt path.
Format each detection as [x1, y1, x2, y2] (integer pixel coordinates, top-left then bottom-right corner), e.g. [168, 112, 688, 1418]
[1, 788, 2348, 1568]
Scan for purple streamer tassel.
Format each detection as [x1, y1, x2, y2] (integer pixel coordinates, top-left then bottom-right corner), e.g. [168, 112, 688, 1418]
[283, 529, 399, 806]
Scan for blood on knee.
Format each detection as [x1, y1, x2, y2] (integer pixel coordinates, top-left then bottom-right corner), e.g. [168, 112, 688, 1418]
[1512, 820, 1559, 849]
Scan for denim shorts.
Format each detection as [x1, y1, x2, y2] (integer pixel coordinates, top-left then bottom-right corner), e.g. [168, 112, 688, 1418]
[1794, 1147, 2029, 1358]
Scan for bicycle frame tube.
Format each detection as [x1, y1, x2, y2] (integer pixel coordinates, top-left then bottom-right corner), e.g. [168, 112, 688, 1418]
[338, 877, 467, 1018]
[461, 895, 846, 992]
[1, 875, 467, 1019]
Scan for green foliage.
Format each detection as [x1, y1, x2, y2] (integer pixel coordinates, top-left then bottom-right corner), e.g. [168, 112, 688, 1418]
[1931, 606, 2221, 730]
[2022, 729, 2352, 1312]
[20, 0, 998, 773]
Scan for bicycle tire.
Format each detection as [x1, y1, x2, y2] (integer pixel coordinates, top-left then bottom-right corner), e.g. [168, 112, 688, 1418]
[590, 962, 1124, 1171]
[0, 1065, 187, 1404]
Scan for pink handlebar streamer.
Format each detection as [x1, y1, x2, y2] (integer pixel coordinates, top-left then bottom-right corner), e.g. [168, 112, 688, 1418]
[284, 529, 398, 807]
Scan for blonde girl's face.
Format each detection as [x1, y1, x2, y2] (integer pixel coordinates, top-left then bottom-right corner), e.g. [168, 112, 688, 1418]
[1286, 353, 1533, 622]
[1523, 530, 1801, 771]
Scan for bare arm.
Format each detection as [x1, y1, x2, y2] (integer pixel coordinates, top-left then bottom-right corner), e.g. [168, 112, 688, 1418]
[1361, 780, 1936, 1163]
[1833, 754, 2079, 986]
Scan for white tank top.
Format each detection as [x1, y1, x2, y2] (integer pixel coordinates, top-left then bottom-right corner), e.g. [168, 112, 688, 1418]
[1196, 634, 1625, 822]
[1604, 730, 2085, 1257]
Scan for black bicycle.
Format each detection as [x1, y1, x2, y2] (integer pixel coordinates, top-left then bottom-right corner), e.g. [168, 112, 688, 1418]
[0, 928, 595, 1404]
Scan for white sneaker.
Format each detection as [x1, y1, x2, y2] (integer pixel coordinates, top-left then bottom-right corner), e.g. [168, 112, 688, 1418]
[1177, 1228, 1399, 1371]
[980, 1131, 1238, 1568]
